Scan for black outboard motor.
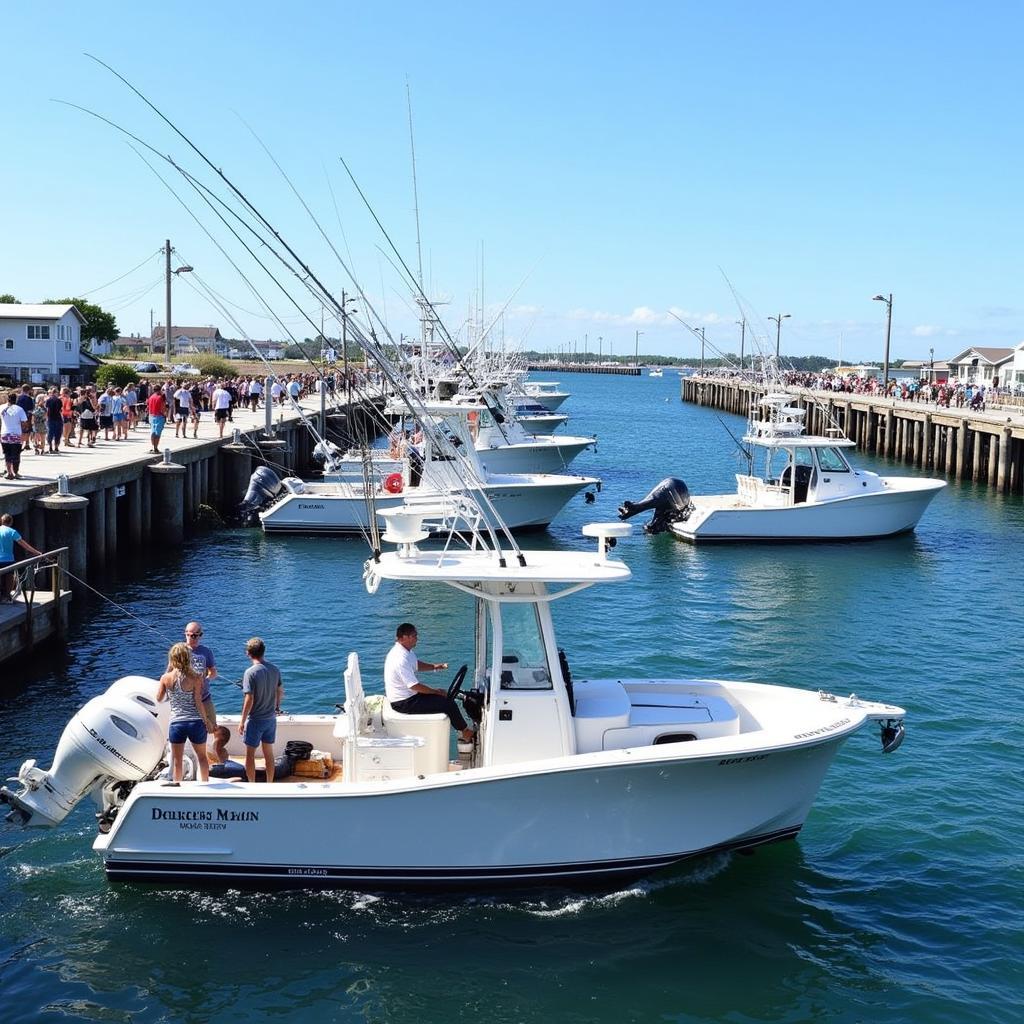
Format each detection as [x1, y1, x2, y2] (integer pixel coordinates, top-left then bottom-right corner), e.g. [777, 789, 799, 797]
[617, 477, 693, 534]
[239, 466, 284, 523]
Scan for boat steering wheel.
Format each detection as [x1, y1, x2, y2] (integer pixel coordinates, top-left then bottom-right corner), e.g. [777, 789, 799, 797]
[447, 663, 469, 701]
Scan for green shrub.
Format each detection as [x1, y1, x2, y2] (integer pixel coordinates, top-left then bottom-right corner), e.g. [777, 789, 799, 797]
[95, 363, 138, 388]
[195, 354, 233, 378]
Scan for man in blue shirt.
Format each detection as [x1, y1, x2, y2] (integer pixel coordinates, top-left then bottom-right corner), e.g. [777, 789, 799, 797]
[0, 513, 42, 603]
[184, 620, 218, 729]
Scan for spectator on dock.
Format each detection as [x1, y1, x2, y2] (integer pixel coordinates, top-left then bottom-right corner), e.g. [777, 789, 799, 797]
[184, 620, 218, 730]
[173, 383, 193, 439]
[248, 377, 263, 411]
[270, 379, 284, 406]
[60, 387, 76, 447]
[17, 387, 34, 453]
[156, 642, 210, 783]
[76, 389, 97, 447]
[211, 381, 231, 437]
[41, 387, 62, 456]
[0, 513, 42, 602]
[97, 386, 115, 442]
[147, 388, 168, 454]
[110, 387, 128, 441]
[30, 394, 47, 455]
[239, 636, 284, 784]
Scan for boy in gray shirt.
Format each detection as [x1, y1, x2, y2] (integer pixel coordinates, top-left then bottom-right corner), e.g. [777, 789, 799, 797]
[239, 637, 284, 783]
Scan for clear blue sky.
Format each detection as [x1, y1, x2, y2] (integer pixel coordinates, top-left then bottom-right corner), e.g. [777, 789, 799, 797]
[4, 1, 1022, 363]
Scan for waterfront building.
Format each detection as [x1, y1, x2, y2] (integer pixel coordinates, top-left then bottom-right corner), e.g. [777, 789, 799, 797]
[0, 302, 85, 385]
[946, 346, 1014, 387]
[151, 324, 227, 356]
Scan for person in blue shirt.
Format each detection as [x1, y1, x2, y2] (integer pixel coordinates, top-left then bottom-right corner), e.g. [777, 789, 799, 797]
[0, 513, 42, 603]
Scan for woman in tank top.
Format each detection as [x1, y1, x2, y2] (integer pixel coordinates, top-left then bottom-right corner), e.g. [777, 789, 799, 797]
[156, 642, 211, 782]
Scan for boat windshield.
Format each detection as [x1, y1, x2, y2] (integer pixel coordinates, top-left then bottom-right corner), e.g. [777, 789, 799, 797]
[816, 447, 851, 472]
[498, 602, 552, 690]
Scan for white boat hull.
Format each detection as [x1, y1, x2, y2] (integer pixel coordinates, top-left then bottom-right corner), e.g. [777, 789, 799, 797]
[97, 729, 849, 887]
[517, 413, 567, 435]
[671, 478, 946, 542]
[476, 437, 594, 475]
[259, 475, 597, 533]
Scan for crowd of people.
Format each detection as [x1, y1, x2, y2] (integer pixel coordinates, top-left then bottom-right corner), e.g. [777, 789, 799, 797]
[0, 370, 364, 474]
[703, 368, 1010, 411]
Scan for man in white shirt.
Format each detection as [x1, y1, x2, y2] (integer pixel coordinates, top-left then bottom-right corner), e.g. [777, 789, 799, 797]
[270, 379, 284, 406]
[211, 381, 232, 437]
[173, 384, 192, 438]
[383, 622, 472, 742]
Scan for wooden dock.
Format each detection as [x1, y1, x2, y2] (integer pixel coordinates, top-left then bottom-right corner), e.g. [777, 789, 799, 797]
[527, 362, 641, 376]
[681, 376, 1024, 494]
[0, 549, 71, 665]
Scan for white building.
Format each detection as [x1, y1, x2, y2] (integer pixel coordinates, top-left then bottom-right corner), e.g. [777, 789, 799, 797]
[946, 346, 1014, 387]
[0, 303, 85, 384]
[151, 325, 227, 356]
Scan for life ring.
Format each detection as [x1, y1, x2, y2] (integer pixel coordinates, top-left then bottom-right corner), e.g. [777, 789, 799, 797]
[383, 472, 404, 494]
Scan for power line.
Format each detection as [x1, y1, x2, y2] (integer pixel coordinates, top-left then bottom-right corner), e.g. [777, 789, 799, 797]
[76, 249, 163, 297]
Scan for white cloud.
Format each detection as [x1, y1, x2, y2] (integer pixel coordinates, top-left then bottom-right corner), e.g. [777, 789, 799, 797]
[912, 325, 958, 337]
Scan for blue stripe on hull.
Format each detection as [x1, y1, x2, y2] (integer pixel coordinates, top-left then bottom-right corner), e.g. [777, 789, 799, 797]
[104, 825, 801, 889]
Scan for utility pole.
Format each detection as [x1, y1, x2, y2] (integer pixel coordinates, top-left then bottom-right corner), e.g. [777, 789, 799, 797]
[736, 318, 746, 372]
[634, 330, 642, 367]
[700, 327, 706, 375]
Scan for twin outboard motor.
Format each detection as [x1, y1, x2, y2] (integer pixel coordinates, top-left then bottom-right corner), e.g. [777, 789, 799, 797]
[239, 466, 285, 522]
[618, 477, 693, 534]
[1, 676, 167, 829]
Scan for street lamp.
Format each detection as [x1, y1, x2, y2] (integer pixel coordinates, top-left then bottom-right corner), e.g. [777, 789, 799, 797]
[872, 293, 893, 391]
[634, 330, 643, 368]
[735, 318, 746, 372]
[929, 346, 934, 382]
[768, 313, 791, 361]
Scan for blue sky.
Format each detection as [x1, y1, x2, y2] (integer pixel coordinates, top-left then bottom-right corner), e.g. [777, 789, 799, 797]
[3, 1, 1022, 362]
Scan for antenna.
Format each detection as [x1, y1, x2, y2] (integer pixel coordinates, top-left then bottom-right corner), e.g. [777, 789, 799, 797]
[406, 79, 424, 292]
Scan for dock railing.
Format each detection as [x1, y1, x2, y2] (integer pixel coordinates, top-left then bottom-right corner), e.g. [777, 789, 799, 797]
[3, 547, 70, 646]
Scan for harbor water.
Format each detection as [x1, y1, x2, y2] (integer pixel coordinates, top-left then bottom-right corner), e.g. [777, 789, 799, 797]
[1, 371, 1022, 1023]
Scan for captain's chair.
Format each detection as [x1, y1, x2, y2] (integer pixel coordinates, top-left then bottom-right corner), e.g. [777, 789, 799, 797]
[382, 696, 450, 776]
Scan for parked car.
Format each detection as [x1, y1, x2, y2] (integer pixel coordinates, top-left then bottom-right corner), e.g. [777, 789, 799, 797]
[133, 362, 161, 373]
[172, 364, 200, 376]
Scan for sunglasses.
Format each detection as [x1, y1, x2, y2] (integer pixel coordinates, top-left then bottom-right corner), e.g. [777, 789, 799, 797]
[185, 631, 203, 637]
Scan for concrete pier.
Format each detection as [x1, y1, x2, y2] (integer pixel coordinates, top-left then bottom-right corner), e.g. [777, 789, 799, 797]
[681, 377, 1024, 494]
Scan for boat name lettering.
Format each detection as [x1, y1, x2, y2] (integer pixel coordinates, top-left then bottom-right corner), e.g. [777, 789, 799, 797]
[216, 809, 260, 822]
[793, 717, 851, 740]
[86, 727, 145, 774]
[287, 867, 329, 876]
[718, 754, 769, 766]
[150, 808, 261, 823]
[297, 503, 325, 510]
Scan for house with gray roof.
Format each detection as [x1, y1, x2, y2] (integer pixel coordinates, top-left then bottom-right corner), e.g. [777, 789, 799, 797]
[0, 302, 87, 384]
[151, 325, 227, 356]
[946, 346, 1014, 387]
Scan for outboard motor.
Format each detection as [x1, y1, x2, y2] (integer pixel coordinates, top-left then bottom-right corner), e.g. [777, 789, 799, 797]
[617, 477, 693, 534]
[1, 677, 168, 829]
[239, 466, 284, 521]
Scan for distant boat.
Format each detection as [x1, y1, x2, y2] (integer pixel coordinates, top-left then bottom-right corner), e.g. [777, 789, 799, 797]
[649, 368, 664, 378]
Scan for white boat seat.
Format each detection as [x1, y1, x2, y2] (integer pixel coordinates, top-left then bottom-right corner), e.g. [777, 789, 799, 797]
[381, 700, 450, 777]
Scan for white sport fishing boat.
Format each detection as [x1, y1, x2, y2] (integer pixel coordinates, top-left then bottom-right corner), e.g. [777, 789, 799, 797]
[0, 514, 907, 888]
[620, 393, 945, 542]
[522, 380, 570, 412]
[249, 406, 599, 534]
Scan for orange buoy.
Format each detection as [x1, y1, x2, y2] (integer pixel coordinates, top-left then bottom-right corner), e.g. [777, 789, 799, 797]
[384, 472, 404, 494]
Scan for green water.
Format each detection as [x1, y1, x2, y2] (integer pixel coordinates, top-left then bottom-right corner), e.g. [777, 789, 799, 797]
[2, 372, 1022, 1023]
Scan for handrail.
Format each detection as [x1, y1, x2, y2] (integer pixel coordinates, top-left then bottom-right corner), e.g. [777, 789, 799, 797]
[3, 548, 70, 646]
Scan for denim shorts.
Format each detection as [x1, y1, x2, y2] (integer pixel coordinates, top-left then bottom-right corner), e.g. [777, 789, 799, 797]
[243, 716, 277, 747]
[169, 718, 208, 745]
[150, 415, 166, 435]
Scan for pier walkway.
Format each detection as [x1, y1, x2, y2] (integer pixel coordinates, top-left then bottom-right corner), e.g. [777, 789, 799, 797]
[681, 376, 1024, 494]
